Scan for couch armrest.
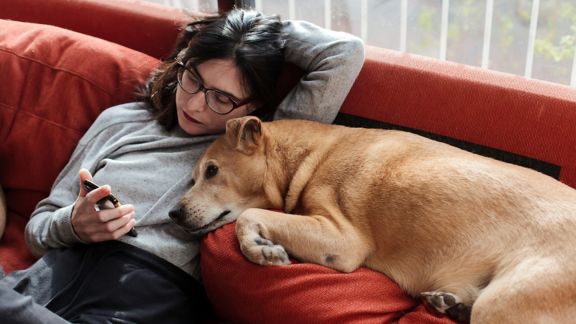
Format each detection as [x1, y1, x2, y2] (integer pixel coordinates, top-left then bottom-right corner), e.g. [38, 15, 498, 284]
[0, 0, 195, 59]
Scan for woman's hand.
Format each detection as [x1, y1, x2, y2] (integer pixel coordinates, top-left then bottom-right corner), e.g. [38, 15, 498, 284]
[71, 169, 135, 242]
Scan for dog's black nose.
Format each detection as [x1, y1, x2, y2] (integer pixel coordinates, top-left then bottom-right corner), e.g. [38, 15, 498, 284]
[169, 208, 183, 221]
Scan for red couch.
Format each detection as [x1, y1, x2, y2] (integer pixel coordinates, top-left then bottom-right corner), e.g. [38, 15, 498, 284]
[2, 0, 576, 323]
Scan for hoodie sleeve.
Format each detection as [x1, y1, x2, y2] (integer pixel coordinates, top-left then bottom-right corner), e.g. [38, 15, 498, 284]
[24, 103, 142, 257]
[274, 20, 365, 123]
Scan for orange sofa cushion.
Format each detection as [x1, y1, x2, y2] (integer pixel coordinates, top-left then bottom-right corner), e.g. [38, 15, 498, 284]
[0, 0, 192, 60]
[201, 224, 455, 323]
[0, 19, 159, 272]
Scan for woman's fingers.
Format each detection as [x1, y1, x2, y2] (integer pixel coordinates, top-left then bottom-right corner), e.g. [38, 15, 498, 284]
[100, 211, 135, 235]
[90, 217, 136, 242]
[85, 185, 113, 206]
[78, 168, 93, 197]
[97, 205, 134, 223]
[73, 204, 135, 242]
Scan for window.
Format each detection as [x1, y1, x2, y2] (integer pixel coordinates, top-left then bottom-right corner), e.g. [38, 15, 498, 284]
[147, 0, 576, 87]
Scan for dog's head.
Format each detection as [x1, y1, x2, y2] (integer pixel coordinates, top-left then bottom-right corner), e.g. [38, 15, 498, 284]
[169, 116, 272, 236]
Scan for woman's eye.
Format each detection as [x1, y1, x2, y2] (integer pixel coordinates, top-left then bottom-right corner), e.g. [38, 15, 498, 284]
[185, 73, 200, 85]
[205, 165, 218, 179]
[215, 93, 232, 104]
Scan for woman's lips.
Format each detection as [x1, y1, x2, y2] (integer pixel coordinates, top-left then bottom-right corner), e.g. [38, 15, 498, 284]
[183, 110, 203, 125]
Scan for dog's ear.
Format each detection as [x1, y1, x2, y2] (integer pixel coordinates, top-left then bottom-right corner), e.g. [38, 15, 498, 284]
[225, 116, 263, 154]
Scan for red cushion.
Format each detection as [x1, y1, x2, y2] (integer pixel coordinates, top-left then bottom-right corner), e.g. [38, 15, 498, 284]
[201, 223, 456, 323]
[0, 0, 193, 60]
[0, 19, 159, 272]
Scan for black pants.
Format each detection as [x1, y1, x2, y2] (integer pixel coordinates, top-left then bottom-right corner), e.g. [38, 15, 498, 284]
[2, 241, 211, 324]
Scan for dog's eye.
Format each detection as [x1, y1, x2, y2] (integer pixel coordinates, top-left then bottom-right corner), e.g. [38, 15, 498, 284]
[205, 165, 218, 179]
[190, 178, 196, 187]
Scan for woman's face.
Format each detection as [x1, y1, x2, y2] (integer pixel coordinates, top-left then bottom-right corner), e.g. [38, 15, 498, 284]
[175, 59, 254, 135]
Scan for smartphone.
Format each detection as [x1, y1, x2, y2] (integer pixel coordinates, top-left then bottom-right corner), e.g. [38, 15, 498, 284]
[82, 180, 138, 237]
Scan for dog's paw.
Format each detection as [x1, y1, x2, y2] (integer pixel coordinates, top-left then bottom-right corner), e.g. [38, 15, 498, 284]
[421, 291, 461, 312]
[239, 235, 291, 266]
[421, 291, 471, 324]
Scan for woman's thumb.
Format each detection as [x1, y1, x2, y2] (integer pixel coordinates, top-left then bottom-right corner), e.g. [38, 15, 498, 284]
[78, 168, 93, 197]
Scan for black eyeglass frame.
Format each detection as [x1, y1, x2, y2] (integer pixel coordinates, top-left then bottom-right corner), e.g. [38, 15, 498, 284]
[175, 61, 253, 115]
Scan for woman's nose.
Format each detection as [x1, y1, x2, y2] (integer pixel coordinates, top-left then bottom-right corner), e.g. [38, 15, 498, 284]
[185, 90, 208, 112]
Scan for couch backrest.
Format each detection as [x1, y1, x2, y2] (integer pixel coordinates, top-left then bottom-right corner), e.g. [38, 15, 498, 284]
[0, 0, 193, 59]
[337, 45, 576, 189]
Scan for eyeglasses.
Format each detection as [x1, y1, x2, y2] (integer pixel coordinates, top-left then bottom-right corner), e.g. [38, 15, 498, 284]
[176, 61, 252, 115]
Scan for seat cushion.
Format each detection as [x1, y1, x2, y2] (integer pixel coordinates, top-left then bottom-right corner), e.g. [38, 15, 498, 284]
[0, 19, 159, 272]
[201, 223, 456, 323]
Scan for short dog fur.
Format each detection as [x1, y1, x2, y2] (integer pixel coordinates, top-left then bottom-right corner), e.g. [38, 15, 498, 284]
[170, 116, 576, 323]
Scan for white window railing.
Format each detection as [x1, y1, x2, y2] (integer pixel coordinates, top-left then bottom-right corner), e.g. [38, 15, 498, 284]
[150, 0, 576, 88]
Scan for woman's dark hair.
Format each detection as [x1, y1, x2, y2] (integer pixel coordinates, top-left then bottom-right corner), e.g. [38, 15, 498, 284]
[138, 9, 285, 129]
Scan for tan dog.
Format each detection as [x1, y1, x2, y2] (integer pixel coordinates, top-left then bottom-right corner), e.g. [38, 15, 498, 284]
[170, 116, 576, 323]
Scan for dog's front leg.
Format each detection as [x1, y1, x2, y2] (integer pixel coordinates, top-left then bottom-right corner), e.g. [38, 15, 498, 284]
[236, 208, 370, 273]
[236, 211, 291, 266]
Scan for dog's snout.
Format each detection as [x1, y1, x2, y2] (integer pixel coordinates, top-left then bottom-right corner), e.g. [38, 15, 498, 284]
[169, 207, 184, 221]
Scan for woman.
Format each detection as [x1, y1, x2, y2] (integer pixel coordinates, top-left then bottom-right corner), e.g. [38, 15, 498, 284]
[0, 8, 364, 323]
